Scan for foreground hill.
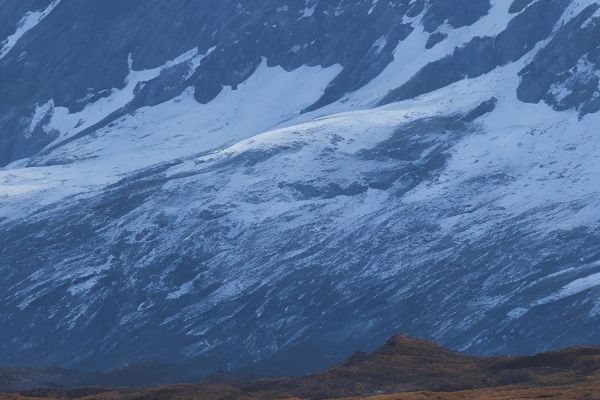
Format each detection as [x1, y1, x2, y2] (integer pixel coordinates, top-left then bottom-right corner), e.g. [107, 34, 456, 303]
[4, 335, 600, 399]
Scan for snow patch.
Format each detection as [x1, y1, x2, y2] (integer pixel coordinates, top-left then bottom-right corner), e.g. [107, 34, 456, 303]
[0, 0, 62, 60]
[41, 47, 214, 147]
[536, 271, 600, 306]
[0, 60, 341, 221]
[167, 282, 194, 300]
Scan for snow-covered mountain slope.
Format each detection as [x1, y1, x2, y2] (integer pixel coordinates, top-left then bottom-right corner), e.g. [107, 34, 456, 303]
[2, 0, 600, 380]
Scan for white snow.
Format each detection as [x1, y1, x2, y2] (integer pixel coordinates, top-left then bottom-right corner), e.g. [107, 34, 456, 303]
[68, 276, 101, 295]
[559, 0, 600, 25]
[27, 100, 54, 137]
[536, 270, 600, 306]
[167, 282, 194, 300]
[41, 47, 215, 147]
[0, 0, 62, 60]
[299, 1, 317, 19]
[0, 59, 341, 221]
[303, 0, 515, 116]
[507, 307, 529, 320]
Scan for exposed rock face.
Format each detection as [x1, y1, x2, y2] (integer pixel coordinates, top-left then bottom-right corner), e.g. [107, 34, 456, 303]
[379, 0, 570, 104]
[518, 3, 600, 116]
[2, 0, 600, 383]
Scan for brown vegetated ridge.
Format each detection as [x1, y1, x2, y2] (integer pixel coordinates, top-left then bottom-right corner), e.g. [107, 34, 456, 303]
[3, 335, 600, 399]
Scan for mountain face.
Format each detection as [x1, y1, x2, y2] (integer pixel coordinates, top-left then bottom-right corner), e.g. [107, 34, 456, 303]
[2, 0, 600, 381]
